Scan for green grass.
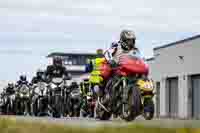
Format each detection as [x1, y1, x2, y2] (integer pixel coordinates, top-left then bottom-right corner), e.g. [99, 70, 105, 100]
[0, 117, 199, 133]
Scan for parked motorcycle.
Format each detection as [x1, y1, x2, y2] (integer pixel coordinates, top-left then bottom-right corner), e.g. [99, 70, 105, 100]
[0, 90, 7, 114]
[63, 85, 71, 117]
[81, 92, 96, 118]
[137, 79, 155, 120]
[15, 83, 31, 116]
[96, 53, 150, 121]
[32, 81, 49, 116]
[69, 87, 81, 117]
[49, 77, 65, 118]
[5, 92, 15, 115]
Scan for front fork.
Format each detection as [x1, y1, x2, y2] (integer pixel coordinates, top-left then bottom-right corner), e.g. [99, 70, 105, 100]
[143, 96, 154, 112]
[122, 78, 128, 103]
[121, 78, 133, 117]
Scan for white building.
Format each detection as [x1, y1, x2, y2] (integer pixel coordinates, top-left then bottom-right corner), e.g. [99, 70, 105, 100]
[147, 35, 200, 119]
[47, 52, 97, 83]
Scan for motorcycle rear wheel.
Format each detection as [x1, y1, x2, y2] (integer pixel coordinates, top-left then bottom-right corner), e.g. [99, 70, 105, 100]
[98, 110, 112, 120]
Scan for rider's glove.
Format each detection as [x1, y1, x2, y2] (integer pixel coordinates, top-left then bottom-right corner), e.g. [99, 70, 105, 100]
[109, 60, 118, 68]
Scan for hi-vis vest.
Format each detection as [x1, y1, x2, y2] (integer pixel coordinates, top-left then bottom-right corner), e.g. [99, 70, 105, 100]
[89, 57, 106, 84]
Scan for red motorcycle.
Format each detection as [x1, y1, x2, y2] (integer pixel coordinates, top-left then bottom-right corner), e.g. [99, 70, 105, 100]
[96, 53, 150, 121]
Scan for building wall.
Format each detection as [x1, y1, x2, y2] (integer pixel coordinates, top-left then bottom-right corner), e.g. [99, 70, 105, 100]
[147, 38, 200, 118]
[153, 38, 200, 79]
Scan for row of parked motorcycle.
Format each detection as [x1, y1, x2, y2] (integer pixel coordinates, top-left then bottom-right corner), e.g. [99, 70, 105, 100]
[1, 54, 158, 122]
[0, 77, 97, 118]
[0, 59, 156, 122]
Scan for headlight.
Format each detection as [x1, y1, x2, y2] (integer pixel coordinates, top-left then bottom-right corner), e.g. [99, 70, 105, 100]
[71, 91, 80, 98]
[66, 89, 71, 93]
[93, 85, 100, 94]
[40, 87, 45, 91]
[87, 95, 92, 100]
[65, 81, 71, 87]
[143, 82, 154, 90]
[34, 87, 40, 93]
[38, 83, 46, 91]
[20, 93, 23, 97]
[10, 95, 15, 100]
[51, 83, 57, 89]
[52, 78, 63, 84]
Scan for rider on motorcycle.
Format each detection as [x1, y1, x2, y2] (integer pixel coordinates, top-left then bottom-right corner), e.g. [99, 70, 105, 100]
[15, 75, 29, 88]
[80, 78, 90, 97]
[31, 69, 46, 85]
[84, 49, 107, 118]
[45, 56, 71, 112]
[14, 75, 31, 115]
[70, 82, 79, 90]
[0, 88, 7, 114]
[45, 56, 71, 82]
[3, 82, 16, 114]
[80, 78, 90, 107]
[85, 49, 106, 98]
[5, 82, 15, 95]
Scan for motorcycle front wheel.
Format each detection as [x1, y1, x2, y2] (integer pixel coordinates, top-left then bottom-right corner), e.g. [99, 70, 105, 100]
[143, 99, 154, 120]
[95, 98, 112, 120]
[120, 85, 142, 121]
[52, 95, 62, 118]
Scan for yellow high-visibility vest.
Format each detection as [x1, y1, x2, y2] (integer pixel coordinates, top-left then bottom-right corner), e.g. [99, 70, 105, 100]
[89, 58, 106, 84]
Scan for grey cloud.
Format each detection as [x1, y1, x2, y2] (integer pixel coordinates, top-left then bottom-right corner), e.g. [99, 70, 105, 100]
[0, 0, 199, 33]
[0, 0, 200, 80]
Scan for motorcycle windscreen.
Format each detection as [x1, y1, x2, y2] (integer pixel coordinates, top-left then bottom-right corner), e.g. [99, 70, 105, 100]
[21, 85, 29, 94]
[52, 78, 63, 84]
[119, 56, 149, 75]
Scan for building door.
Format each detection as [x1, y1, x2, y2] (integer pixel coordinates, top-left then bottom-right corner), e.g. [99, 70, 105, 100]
[156, 82, 160, 117]
[191, 75, 200, 119]
[166, 77, 179, 118]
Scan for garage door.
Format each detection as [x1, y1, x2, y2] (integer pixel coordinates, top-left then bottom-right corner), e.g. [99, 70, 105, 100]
[191, 75, 200, 119]
[156, 82, 160, 117]
[166, 77, 179, 118]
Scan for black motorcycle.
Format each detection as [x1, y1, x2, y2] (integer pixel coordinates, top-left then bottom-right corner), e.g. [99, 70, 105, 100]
[49, 77, 65, 118]
[69, 88, 81, 117]
[32, 81, 49, 117]
[63, 85, 71, 117]
[15, 83, 31, 116]
[5, 92, 15, 115]
[0, 91, 7, 114]
[81, 92, 96, 118]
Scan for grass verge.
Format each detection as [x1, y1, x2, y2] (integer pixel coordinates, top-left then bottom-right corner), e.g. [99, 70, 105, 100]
[0, 117, 199, 133]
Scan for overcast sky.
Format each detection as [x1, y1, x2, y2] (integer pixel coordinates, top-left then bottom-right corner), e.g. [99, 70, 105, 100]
[0, 0, 199, 81]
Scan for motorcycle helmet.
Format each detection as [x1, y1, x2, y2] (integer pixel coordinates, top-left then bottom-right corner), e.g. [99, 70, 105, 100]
[83, 79, 90, 87]
[36, 69, 44, 78]
[120, 29, 136, 50]
[96, 49, 104, 58]
[20, 75, 27, 81]
[8, 82, 14, 88]
[83, 78, 90, 93]
[53, 56, 63, 66]
[71, 81, 79, 89]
